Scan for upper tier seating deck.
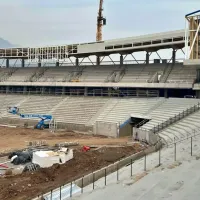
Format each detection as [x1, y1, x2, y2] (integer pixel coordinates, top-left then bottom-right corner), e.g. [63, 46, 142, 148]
[0, 63, 196, 85]
[166, 64, 196, 84]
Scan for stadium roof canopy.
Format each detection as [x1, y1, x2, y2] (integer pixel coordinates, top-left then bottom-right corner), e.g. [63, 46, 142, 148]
[0, 29, 185, 60]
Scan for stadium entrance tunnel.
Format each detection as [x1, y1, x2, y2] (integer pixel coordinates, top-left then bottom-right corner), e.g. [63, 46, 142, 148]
[119, 114, 151, 137]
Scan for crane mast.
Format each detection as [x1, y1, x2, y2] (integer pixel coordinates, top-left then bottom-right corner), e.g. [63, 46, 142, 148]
[96, 0, 106, 41]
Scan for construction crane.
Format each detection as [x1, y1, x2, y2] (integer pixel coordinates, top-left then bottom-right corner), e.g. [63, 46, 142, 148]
[8, 106, 53, 130]
[96, 0, 106, 41]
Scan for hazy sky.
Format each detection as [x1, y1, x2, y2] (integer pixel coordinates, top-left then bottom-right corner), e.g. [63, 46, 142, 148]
[0, 0, 199, 46]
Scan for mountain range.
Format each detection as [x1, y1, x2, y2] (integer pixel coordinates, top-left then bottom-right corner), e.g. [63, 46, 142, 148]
[0, 38, 15, 48]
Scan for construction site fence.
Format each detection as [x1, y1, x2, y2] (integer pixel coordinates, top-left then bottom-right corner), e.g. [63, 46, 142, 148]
[33, 129, 200, 200]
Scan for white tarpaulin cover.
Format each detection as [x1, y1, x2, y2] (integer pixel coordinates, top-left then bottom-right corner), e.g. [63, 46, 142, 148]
[32, 149, 73, 168]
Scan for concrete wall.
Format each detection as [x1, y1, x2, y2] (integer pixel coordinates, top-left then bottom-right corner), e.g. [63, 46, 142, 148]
[119, 123, 132, 137]
[132, 127, 159, 145]
[95, 121, 118, 137]
[0, 117, 93, 133]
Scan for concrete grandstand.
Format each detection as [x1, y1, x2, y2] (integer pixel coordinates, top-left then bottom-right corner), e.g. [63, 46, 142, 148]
[0, 7, 200, 200]
[0, 11, 198, 147]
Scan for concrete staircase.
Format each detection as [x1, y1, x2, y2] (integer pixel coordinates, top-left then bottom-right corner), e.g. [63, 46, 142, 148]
[160, 64, 174, 83]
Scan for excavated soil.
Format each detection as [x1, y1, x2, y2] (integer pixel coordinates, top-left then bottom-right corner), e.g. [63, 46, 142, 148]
[0, 126, 129, 155]
[0, 145, 144, 200]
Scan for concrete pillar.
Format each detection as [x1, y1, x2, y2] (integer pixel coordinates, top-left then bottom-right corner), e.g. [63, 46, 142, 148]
[41, 87, 45, 95]
[172, 49, 176, 64]
[21, 59, 25, 68]
[56, 61, 59, 67]
[164, 89, 168, 98]
[23, 86, 27, 94]
[196, 69, 200, 83]
[84, 87, 88, 96]
[120, 55, 123, 65]
[76, 58, 79, 66]
[6, 86, 9, 94]
[38, 62, 41, 67]
[6, 59, 9, 68]
[96, 56, 100, 66]
[61, 87, 65, 95]
[146, 52, 150, 64]
[196, 90, 200, 99]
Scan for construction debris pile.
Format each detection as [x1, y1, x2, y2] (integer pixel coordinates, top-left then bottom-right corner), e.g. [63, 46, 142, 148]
[0, 141, 76, 176]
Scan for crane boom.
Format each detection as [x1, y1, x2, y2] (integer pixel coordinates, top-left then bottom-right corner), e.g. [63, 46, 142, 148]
[96, 0, 106, 41]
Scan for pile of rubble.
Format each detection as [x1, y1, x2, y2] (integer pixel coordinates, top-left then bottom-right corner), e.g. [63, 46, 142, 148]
[0, 141, 78, 176]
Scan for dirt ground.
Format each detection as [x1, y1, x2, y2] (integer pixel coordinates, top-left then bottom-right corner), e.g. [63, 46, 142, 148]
[0, 127, 129, 154]
[0, 127, 145, 200]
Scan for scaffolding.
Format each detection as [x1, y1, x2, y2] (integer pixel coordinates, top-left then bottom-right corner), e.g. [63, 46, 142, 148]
[185, 10, 200, 61]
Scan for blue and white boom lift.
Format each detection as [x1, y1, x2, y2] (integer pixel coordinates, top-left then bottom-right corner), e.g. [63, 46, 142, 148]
[8, 106, 56, 131]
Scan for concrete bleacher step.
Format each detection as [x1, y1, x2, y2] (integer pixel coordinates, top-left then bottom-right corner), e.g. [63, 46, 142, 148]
[140, 98, 200, 131]
[158, 110, 200, 144]
[86, 98, 112, 126]
[50, 97, 68, 114]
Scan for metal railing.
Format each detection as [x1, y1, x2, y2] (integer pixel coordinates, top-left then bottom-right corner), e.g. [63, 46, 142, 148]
[0, 89, 159, 98]
[33, 129, 200, 200]
[151, 102, 200, 134]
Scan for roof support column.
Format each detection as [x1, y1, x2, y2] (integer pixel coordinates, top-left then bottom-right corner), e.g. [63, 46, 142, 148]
[56, 61, 59, 67]
[76, 58, 79, 66]
[195, 90, 200, 99]
[172, 49, 176, 64]
[6, 59, 9, 68]
[23, 86, 27, 94]
[146, 52, 150, 64]
[84, 87, 88, 96]
[21, 59, 25, 68]
[164, 89, 168, 98]
[96, 56, 100, 66]
[120, 55, 123, 65]
[38, 57, 41, 67]
[196, 69, 200, 83]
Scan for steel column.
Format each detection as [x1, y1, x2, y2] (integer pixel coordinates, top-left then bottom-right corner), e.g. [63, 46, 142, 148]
[56, 61, 59, 67]
[6, 59, 9, 68]
[120, 55, 123, 65]
[21, 59, 25, 68]
[76, 58, 79, 66]
[96, 56, 100, 66]
[172, 49, 176, 64]
[146, 52, 150, 64]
